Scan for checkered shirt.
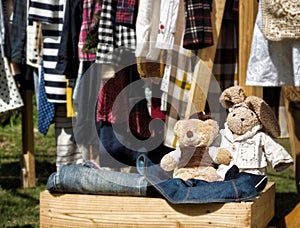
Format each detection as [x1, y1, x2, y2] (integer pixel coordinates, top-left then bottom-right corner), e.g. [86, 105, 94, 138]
[78, 0, 102, 61]
[116, 0, 137, 26]
[163, 49, 197, 148]
[96, 0, 136, 65]
[183, 0, 214, 50]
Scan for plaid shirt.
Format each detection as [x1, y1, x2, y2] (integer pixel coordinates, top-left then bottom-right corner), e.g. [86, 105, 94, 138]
[97, 66, 152, 138]
[116, 0, 137, 26]
[211, 0, 239, 125]
[163, 49, 196, 148]
[96, 0, 136, 65]
[183, 0, 214, 50]
[78, 0, 102, 61]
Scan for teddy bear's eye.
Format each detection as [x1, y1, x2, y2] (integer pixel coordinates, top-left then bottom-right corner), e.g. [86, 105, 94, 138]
[232, 113, 236, 117]
[251, 112, 254, 116]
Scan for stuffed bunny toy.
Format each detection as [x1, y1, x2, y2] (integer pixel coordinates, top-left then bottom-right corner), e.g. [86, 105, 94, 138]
[209, 86, 294, 179]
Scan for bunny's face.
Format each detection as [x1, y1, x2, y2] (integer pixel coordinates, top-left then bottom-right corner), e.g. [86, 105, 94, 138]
[226, 104, 261, 135]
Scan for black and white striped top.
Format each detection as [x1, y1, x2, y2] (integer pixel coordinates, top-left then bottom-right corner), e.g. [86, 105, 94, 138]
[28, 0, 67, 103]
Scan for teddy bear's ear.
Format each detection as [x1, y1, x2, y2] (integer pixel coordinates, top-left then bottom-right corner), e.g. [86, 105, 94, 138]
[189, 112, 212, 121]
[219, 86, 246, 109]
[244, 96, 280, 138]
[205, 119, 219, 137]
[174, 120, 182, 136]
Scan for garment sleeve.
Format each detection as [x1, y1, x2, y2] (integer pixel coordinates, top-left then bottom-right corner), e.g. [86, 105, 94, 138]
[156, 0, 180, 50]
[55, 0, 82, 79]
[135, 0, 151, 57]
[262, 133, 293, 170]
[28, 0, 59, 24]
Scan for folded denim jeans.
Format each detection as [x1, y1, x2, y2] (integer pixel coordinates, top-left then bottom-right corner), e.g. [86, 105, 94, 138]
[47, 163, 148, 196]
[136, 154, 266, 204]
[47, 156, 267, 204]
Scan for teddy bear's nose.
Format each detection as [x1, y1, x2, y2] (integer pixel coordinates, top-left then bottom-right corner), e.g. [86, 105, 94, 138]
[241, 118, 245, 122]
[186, 130, 194, 138]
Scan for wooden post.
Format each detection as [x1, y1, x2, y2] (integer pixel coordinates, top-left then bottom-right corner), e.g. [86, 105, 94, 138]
[185, 0, 226, 117]
[284, 202, 300, 228]
[283, 87, 300, 201]
[21, 90, 36, 188]
[238, 0, 262, 97]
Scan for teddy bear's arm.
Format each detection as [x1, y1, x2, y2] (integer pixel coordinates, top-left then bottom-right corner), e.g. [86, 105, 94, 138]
[160, 147, 182, 171]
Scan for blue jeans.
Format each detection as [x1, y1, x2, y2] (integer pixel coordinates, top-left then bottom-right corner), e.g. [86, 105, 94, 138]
[137, 154, 266, 203]
[47, 163, 148, 196]
[47, 156, 266, 203]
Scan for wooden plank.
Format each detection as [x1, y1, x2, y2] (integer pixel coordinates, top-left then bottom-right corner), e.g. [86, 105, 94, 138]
[283, 87, 300, 200]
[40, 182, 275, 228]
[21, 90, 36, 188]
[238, 0, 262, 97]
[251, 181, 275, 227]
[185, 0, 226, 118]
[284, 202, 300, 228]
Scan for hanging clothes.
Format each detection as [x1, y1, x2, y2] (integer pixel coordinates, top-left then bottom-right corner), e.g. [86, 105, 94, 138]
[0, 0, 13, 58]
[115, 0, 137, 26]
[54, 104, 83, 171]
[96, 65, 155, 167]
[135, 0, 165, 83]
[95, 0, 136, 67]
[96, 65, 152, 138]
[72, 61, 101, 145]
[78, 0, 102, 61]
[11, 0, 27, 65]
[28, 0, 68, 103]
[37, 61, 55, 135]
[163, 49, 195, 149]
[156, 0, 180, 51]
[0, 50, 23, 114]
[212, 0, 238, 91]
[246, 1, 300, 87]
[209, 0, 239, 126]
[56, 0, 83, 79]
[135, 0, 161, 60]
[0, 0, 5, 56]
[26, 22, 42, 67]
[158, 0, 196, 149]
[183, 0, 214, 50]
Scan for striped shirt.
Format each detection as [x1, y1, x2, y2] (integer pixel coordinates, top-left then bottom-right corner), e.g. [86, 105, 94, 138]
[28, 0, 67, 103]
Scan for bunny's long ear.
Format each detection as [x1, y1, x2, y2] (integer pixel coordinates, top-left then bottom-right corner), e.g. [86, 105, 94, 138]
[219, 86, 246, 109]
[245, 96, 280, 138]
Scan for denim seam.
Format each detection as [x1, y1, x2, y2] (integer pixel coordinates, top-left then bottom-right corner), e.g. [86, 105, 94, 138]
[146, 175, 174, 203]
[54, 173, 63, 191]
[231, 180, 239, 200]
[184, 187, 191, 202]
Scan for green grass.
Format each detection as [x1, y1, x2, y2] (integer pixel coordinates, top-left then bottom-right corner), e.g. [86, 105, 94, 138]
[0, 111, 298, 227]
[0, 109, 56, 228]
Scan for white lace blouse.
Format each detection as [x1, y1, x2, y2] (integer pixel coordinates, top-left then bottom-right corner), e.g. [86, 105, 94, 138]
[246, 1, 300, 87]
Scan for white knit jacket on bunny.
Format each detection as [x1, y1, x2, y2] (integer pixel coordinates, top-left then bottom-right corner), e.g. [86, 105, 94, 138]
[209, 123, 294, 179]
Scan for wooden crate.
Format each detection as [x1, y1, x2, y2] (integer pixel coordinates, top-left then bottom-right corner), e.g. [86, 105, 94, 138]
[40, 182, 275, 227]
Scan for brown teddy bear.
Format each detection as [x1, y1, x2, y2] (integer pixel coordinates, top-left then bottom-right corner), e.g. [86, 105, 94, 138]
[160, 113, 232, 182]
[209, 86, 294, 179]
